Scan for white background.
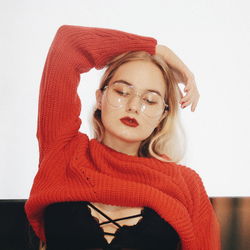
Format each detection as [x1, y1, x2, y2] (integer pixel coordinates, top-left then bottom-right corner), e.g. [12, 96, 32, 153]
[0, 0, 249, 198]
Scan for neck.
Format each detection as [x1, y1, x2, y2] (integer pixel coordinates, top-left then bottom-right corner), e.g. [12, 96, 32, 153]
[101, 132, 140, 157]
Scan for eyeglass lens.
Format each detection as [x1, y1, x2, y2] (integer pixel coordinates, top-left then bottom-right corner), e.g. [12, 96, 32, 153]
[106, 82, 166, 118]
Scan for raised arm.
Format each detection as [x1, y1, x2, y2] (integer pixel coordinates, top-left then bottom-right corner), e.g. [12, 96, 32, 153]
[37, 25, 157, 162]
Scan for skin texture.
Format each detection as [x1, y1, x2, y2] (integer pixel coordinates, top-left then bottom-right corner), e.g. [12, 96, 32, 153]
[95, 60, 168, 157]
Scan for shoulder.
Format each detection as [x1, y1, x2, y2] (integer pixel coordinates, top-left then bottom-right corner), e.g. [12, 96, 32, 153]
[160, 154, 206, 193]
[178, 164, 201, 179]
[176, 164, 213, 219]
[176, 163, 208, 195]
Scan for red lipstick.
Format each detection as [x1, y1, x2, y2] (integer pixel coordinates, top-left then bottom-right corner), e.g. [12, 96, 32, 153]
[120, 116, 139, 127]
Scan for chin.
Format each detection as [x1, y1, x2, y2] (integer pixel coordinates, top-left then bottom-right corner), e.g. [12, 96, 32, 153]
[106, 129, 140, 142]
[103, 118, 151, 142]
[117, 130, 150, 143]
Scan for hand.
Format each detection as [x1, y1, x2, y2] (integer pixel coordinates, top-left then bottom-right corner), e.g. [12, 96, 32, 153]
[155, 44, 200, 112]
[175, 71, 200, 112]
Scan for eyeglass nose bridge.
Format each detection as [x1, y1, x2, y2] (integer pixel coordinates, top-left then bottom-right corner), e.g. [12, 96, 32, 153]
[126, 89, 146, 110]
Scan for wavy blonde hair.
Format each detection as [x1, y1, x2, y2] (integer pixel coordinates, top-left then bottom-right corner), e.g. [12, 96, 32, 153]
[91, 50, 187, 164]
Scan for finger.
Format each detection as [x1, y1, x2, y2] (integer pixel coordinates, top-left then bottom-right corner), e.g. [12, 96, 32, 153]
[184, 81, 193, 92]
[177, 84, 184, 102]
[182, 84, 197, 102]
[191, 99, 198, 112]
[181, 99, 192, 108]
[185, 76, 197, 89]
[190, 92, 200, 111]
[180, 90, 191, 103]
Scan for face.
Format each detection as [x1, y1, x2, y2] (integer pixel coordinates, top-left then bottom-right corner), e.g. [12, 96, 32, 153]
[95, 60, 168, 146]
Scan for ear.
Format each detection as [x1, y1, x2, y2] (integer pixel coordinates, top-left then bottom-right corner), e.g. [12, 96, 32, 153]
[95, 89, 103, 110]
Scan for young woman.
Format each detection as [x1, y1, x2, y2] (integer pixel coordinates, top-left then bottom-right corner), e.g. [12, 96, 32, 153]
[25, 25, 220, 250]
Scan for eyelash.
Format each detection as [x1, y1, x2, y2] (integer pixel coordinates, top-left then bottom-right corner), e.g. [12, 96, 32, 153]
[115, 91, 157, 104]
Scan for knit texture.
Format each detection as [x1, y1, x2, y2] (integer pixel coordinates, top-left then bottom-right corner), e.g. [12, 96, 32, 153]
[24, 25, 221, 250]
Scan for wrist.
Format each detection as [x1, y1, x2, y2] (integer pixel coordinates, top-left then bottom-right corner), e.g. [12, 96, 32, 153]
[155, 44, 168, 57]
[184, 70, 194, 82]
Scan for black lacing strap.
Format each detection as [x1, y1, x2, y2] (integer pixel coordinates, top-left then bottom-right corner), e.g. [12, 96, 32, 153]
[104, 232, 116, 236]
[86, 202, 143, 228]
[100, 214, 143, 226]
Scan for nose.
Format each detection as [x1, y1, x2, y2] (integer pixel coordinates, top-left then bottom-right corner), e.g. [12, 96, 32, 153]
[126, 94, 141, 114]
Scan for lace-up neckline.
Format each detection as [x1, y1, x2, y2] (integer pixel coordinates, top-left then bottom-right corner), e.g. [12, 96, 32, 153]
[85, 201, 145, 245]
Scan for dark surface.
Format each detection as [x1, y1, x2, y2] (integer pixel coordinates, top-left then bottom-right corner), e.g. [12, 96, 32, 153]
[0, 200, 39, 250]
[0, 198, 250, 250]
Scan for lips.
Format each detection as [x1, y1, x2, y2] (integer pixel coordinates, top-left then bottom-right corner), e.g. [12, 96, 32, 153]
[120, 116, 139, 127]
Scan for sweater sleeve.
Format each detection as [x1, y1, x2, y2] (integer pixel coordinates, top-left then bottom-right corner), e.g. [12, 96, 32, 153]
[36, 25, 157, 161]
[181, 167, 221, 250]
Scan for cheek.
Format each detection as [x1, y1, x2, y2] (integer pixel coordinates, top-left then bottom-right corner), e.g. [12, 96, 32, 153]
[100, 103, 120, 129]
[140, 120, 159, 138]
[101, 102, 119, 120]
[101, 101, 160, 136]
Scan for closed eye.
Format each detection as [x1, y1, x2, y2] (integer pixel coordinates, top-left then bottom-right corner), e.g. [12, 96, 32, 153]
[144, 99, 157, 104]
[115, 90, 129, 96]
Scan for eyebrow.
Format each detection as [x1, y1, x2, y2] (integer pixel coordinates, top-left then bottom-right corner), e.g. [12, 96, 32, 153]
[112, 80, 163, 97]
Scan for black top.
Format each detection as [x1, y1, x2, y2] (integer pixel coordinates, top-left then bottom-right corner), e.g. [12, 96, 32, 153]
[44, 201, 180, 250]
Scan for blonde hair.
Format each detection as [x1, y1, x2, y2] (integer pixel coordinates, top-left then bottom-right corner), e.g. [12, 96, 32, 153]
[39, 241, 46, 250]
[91, 50, 187, 163]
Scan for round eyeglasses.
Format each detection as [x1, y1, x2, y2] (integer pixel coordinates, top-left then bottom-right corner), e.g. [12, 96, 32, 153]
[102, 82, 169, 118]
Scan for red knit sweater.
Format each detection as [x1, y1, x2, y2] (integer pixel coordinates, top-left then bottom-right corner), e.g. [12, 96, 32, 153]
[24, 25, 221, 250]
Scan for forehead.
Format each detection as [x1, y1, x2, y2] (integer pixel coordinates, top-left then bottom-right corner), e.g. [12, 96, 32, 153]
[110, 60, 166, 95]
